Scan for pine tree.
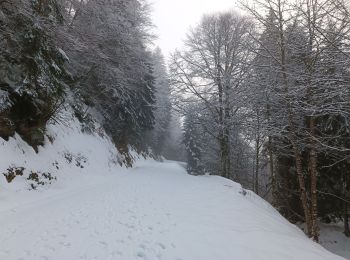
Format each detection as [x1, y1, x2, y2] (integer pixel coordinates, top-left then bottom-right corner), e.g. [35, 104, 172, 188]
[63, 0, 156, 158]
[183, 107, 205, 175]
[147, 48, 172, 156]
[0, 0, 68, 151]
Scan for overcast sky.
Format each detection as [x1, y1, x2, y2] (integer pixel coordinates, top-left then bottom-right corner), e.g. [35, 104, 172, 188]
[151, 0, 239, 58]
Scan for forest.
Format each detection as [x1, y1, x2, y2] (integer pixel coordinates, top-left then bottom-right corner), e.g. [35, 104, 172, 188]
[171, 0, 350, 242]
[0, 0, 349, 251]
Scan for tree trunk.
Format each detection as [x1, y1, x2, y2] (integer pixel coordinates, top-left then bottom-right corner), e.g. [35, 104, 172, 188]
[305, 0, 319, 242]
[309, 117, 319, 242]
[217, 69, 227, 178]
[268, 135, 276, 206]
[266, 102, 276, 205]
[342, 174, 350, 237]
[277, 2, 313, 236]
[344, 203, 350, 237]
[223, 79, 231, 180]
[255, 136, 260, 195]
[219, 133, 230, 179]
[293, 146, 312, 237]
[224, 129, 231, 179]
[282, 56, 313, 236]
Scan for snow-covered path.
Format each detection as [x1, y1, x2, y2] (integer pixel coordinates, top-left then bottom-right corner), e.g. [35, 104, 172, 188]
[0, 160, 344, 260]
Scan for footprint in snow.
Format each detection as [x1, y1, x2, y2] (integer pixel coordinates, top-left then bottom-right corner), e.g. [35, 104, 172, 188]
[59, 241, 71, 248]
[39, 236, 48, 242]
[157, 243, 166, 250]
[43, 244, 56, 252]
[136, 251, 147, 259]
[139, 243, 147, 250]
[99, 241, 108, 247]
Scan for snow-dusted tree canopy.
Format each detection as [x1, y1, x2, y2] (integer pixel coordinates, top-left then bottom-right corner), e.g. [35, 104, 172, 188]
[61, 0, 156, 153]
[0, 0, 69, 150]
[0, 0, 175, 159]
[170, 12, 255, 180]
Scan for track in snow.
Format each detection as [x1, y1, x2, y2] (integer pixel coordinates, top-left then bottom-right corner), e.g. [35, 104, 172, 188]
[0, 160, 344, 260]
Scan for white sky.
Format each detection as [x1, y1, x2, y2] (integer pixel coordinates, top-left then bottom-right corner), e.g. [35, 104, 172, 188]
[151, 0, 239, 58]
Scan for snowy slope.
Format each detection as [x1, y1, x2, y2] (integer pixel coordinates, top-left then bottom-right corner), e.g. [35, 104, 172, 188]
[0, 116, 345, 260]
[320, 223, 350, 259]
[0, 165, 345, 259]
[0, 110, 126, 196]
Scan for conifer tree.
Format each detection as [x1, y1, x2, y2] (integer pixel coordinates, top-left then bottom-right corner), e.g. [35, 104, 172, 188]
[0, 0, 68, 150]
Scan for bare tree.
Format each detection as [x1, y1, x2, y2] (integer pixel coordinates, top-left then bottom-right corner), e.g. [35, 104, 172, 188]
[170, 11, 254, 179]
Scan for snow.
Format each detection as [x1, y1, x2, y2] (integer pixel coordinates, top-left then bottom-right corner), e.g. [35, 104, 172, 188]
[0, 113, 346, 260]
[320, 223, 350, 259]
[0, 111, 122, 194]
[58, 48, 69, 61]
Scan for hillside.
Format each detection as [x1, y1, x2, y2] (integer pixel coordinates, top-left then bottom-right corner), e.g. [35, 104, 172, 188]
[0, 119, 345, 260]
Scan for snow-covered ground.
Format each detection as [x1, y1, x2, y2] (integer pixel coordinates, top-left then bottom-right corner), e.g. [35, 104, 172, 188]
[0, 114, 347, 260]
[320, 223, 350, 259]
[0, 159, 345, 259]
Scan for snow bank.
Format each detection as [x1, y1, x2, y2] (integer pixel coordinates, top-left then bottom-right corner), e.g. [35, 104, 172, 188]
[0, 109, 123, 197]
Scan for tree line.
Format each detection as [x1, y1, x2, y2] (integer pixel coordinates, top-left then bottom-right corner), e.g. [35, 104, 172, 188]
[0, 0, 176, 162]
[170, 0, 350, 241]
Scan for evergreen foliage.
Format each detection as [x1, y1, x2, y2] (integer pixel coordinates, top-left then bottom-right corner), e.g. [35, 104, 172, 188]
[0, 0, 69, 150]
